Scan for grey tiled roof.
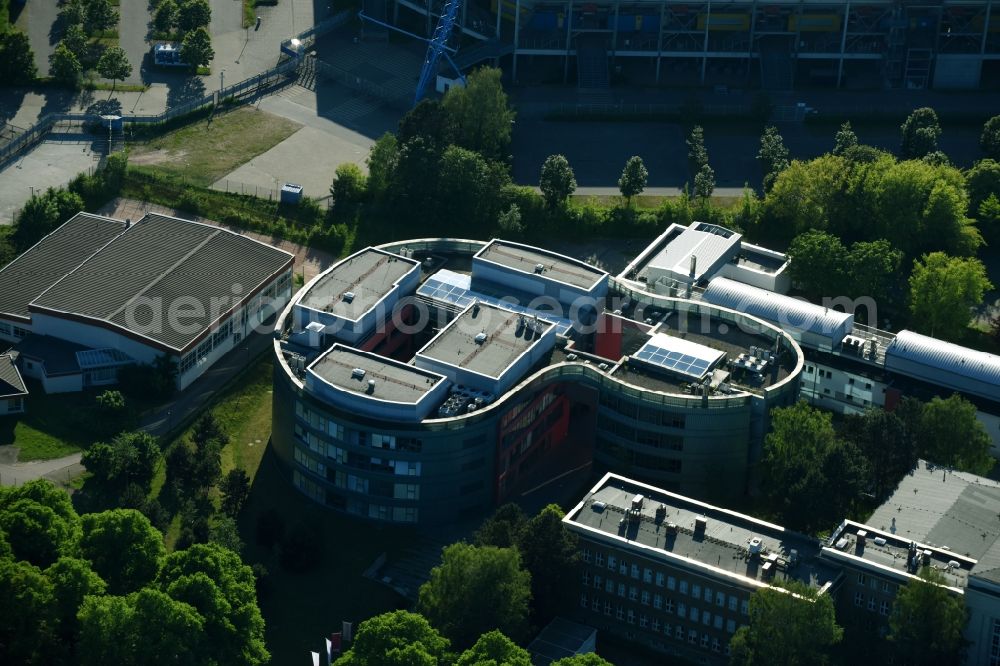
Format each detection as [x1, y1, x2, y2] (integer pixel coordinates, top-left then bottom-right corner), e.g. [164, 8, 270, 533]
[0, 354, 27, 397]
[0, 213, 126, 320]
[31, 214, 294, 352]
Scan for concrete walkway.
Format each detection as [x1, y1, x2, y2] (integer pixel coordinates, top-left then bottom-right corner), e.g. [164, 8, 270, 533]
[0, 449, 83, 487]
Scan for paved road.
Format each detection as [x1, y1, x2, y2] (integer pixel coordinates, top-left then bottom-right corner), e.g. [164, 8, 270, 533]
[25, 0, 59, 77]
[0, 449, 82, 487]
[119, 0, 151, 86]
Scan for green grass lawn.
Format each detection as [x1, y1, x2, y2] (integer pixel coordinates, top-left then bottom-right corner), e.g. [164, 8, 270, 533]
[0, 417, 80, 461]
[0, 386, 140, 461]
[130, 107, 303, 187]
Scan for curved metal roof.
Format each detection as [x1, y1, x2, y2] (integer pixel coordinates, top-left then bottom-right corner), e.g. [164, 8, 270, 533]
[886, 330, 1000, 397]
[702, 277, 853, 340]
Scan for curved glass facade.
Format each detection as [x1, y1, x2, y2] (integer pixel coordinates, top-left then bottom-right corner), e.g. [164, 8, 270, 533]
[271, 239, 804, 525]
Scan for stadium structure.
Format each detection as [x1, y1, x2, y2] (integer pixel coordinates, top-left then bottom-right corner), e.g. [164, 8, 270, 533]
[272, 224, 1000, 526]
[377, 0, 1000, 91]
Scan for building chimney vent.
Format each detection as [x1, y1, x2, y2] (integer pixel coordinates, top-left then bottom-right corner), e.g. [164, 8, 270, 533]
[366, 379, 376, 394]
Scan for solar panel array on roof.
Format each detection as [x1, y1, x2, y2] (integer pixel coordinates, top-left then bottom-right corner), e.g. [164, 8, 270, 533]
[418, 269, 574, 336]
[632, 333, 725, 380]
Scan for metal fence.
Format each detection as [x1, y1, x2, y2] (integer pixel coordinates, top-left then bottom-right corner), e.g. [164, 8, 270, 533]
[310, 58, 410, 108]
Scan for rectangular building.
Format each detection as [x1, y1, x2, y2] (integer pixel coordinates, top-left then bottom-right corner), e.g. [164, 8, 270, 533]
[564, 473, 839, 663]
[1, 212, 294, 393]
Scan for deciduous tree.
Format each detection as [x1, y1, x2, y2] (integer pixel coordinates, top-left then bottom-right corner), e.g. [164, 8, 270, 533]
[0, 492, 77, 568]
[901, 107, 942, 159]
[918, 394, 994, 475]
[366, 133, 399, 201]
[220, 469, 251, 518]
[79, 509, 165, 595]
[442, 67, 515, 161]
[81, 431, 159, 497]
[180, 26, 214, 69]
[177, 0, 211, 32]
[0, 558, 57, 665]
[77, 588, 206, 666]
[50, 42, 83, 86]
[888, 568, 967, 665]
[787, 230, 848, 300]
[758, 125, 790, 191]
[457, 630, 532, 666]
[618, 155, 648, 204]
[418, 543, 531, 648]
[96, 46, 132, 92]
[157, 542, 269, 666]
[45, 557, 107, 643]
[694, 163, 715, 201]
[982, 115, 1000, 161]
[833, 121, 858, 156]
[539, 154, 577, 208]
[474, 503, 527, 549]
[730, 580, 843, 666]
[83, 0, 118, 34]
[517, 504, 579, 625]
[686, 124, 708, 177]
[842, 408, 916, 501]
[334, 610, 450, 666]
[908, 252, 992, 340]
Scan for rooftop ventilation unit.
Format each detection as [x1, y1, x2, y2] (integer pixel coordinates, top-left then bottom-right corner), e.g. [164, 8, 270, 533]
[948, 560, 961, 570]
[343, 291, 355, 303]
[351, 368, 366, 380]
[534, 263, 545, 274]
[694, 516, 707, 534]
[873, 537, 887, 547]
[474, 332, 487, 345]
[592, 501, 607, 512]
[366, 379, 376, 394]
[631, 494, 644, 511]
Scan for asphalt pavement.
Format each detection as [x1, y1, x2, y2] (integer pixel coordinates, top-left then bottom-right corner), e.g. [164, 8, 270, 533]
[119, 0, 151, 86]
[25, 0, 58, 77]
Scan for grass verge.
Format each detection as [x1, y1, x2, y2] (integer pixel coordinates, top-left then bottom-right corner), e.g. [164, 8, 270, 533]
[0, 418, 80, 461]
[84, 81, 149, 92]
[129, 106, 302, 187]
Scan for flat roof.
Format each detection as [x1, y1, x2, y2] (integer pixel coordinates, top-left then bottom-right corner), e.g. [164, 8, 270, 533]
[825, 520, 974, 591]
[300, 247, 419, 322]
[0, 354, 27, 398]
[476, 240, 607, 291]
[0, 213, 126, 321]
[862, 460, 1000, 585]
[567, 473, 838, 591]
[418, 269, 574, 335]
[30, 214, 293, 352]
[417, 302, 554, 380]
[309, 345, 445, 404]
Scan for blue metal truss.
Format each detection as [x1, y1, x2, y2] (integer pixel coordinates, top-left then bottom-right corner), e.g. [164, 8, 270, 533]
[358, 7, 467, 107]
[414, 0, 465, 105]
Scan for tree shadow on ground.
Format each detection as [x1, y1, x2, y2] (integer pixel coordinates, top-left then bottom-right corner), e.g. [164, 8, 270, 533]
[0, 89, 27, 125]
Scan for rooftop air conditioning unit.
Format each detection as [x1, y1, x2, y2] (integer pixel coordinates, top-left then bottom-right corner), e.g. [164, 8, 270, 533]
[873, 537, 887, 547]
[351, 368, 366, 380]
[474, 332, 487, 345]
[534, 263, 545, 273]
[592, 501, 607, 512]
[631, 494, 644, 511]
[343, 291, 355, 303]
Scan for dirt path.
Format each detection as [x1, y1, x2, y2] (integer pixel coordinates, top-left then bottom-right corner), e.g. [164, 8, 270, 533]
[0, 448, 83, 487]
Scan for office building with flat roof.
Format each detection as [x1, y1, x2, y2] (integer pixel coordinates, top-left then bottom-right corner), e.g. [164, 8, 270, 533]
[272, 237, 804, 525]
[563, 472, 839, 663]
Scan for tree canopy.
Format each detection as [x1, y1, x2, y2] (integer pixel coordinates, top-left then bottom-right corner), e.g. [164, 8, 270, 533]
[901, 107, 942, 159]
[78, 509, 165, 595]
[539, 154, 577, 208]
[832, 121, 858, 156]
[908, 252, 992, 340]
[686, 125, 708, 177]
[96, 46, 132, 89]
[888, 568, 967, 666]
[730, 581, 843, 666]
[456, 630, 532, 666]
[758, 126, 790, 191]
[180, 26, 214, 69]
[516, 504, 578, 625]
[334, 610, 450, 666]
[81, 430, 160, 498]
[417, 543, 531, 648]
[441, 67, 515, 162]
[982, 116, 1000, 161]
[842, 408, 917, 501]
[761, 401, 867, 533]
[916, 394, 994, 475]
[618, 156, 648, 203]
